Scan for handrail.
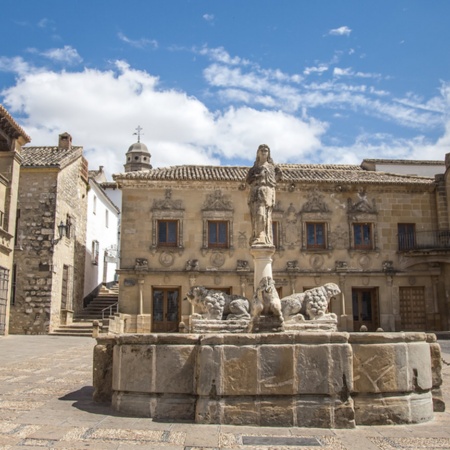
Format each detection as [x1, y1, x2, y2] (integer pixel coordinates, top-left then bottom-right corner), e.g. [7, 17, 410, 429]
[101, 302, 119, 319]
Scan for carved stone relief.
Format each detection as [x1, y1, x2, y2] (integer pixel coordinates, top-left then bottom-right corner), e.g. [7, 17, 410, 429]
[347, 189, 377, 216]
[358, 254, 371, 269]
[211, 252, 225, 268]
[135, 258, 149, 270]
[238, 232, 247, 248]
[284, 203, 300, 247]
[329, 225, 349, 250]
[159, 251, 175, 267]
[302, 188, 330, 213]
[202, 190, 233, 211]
[237, 260, 250, 271]
[310, 254, 324, 270]
[152, 189, 184, 211]
[186, 259, 199, 271]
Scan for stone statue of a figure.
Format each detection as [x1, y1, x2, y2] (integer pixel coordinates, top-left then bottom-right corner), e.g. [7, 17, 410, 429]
[246, 144, 282, 246]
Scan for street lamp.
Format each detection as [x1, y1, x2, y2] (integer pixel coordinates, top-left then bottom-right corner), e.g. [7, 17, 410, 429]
[52, 220, 67, 245]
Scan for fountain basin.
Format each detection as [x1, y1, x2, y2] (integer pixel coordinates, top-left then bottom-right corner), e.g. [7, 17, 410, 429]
[93, 331, 442, 428]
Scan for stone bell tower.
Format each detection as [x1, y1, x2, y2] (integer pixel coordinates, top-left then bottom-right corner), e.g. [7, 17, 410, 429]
[124, 126, 152, 172]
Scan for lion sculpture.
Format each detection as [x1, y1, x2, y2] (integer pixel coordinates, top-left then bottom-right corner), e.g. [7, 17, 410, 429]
[251, 276, 283, 320]
[185, 286, 250, 320]
[280, 283, 340, 322]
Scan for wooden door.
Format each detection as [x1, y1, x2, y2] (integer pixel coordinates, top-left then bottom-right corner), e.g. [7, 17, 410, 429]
[152, 288, 180, 332]
[399, 287, 426, 331]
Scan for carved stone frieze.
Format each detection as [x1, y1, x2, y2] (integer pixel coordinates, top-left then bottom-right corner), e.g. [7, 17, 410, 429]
[347, 189, 377, 216]
[302, 188, 330, 213]
[151, 189, 184, 211]
[202, 190, 233, 211]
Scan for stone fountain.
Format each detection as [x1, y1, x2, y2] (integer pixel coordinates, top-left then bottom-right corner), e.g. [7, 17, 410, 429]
[93, 145, 444, 428]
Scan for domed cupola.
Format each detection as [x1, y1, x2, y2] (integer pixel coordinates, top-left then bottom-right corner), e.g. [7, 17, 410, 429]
[124, 126, 152, 172]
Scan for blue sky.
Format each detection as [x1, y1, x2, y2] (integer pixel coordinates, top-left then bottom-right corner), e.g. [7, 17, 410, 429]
[1, 1, 449, 176]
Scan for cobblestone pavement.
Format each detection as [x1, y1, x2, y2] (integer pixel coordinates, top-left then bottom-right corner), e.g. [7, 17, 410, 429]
[1, 335, 450, 450]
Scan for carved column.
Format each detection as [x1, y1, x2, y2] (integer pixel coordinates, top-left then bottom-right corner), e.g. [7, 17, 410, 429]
[250, 246, 275, 290]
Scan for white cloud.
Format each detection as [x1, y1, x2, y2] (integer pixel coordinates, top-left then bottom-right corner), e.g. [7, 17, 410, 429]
[304, 65, 328, 76]
[41, 45, 82, 65]
[198, 46, 246, 65]
[203, 13, 215, 23]
[328, 26, 352, 36]
[0, 56, 34, 76]
[118, 32, 158, 49]
[1, 61, 326, 176]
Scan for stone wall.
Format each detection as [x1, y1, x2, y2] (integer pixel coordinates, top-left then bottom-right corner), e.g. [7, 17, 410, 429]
[10, 158, 87, 334]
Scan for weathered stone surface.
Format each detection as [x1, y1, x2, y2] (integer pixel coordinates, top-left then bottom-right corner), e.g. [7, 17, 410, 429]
[92, 343, 113, 402]
[260, 397, 294, 427]
[259, 345, 294, 395]
[112, 344, 154, 393]
[352, 343, 408, 393]
[222, 345, 258, 395]
[354, 392, 433, 425]
[154, 345, 197, 394]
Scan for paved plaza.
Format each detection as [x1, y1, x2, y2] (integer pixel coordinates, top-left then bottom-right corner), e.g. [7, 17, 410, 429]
[1, 335, 450, 449]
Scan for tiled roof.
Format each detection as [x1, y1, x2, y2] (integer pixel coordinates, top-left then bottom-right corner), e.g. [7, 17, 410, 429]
[21, 146, 83, 169]
[113, 164, 435, 186]
[362, 158, 444, 166]
[0, 104, 31, 142]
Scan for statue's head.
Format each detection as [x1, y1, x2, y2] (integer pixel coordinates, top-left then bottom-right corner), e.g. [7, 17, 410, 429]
[255, 144, 273, 165]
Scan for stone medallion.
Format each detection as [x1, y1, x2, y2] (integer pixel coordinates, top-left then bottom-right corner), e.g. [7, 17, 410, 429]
[310, 254, 324, 270]
[211, 252, 225, 268]
[159, 251, 175, 267]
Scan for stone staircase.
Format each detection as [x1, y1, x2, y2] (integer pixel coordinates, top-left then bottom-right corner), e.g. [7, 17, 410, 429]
[50, 285, 118, 337]
[50, 321, 94, 337]
[76, 285, 119, 321]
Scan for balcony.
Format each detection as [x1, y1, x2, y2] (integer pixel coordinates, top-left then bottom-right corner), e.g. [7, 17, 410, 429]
[398, 230, 450, 252]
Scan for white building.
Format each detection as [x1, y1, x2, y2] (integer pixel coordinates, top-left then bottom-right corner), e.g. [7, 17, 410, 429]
[84, 167, 120, 303]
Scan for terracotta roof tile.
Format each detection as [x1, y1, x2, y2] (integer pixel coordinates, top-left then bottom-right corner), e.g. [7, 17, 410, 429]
[21, 146, 83, 169]
[114, 164, 435, 186]
[0, 104, 31, 142]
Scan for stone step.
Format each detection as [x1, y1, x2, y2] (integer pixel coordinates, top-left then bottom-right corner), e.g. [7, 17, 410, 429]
[50, 322, 94, 337]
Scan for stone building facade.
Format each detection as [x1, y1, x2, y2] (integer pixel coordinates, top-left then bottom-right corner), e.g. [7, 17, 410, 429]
[112, 147, 450, 333]
[9, 133, 88, 334]
[0, 105, 30, 335]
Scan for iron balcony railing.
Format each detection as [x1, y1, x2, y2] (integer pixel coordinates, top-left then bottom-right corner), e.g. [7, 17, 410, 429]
[398, 230, 450, 251]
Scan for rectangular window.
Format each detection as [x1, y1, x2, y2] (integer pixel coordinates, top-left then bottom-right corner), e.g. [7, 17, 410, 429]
[208, 221, 228, 248]
[158, 220, 178, 246]
[93, 196, 97, 214]
[306, 222, 326, 249]
[398, 223, 416, 251]
[353, 223, 373, 250]
[92, 240, 99, 265]
[105, 210, 109, 228]
[0, 210, 4, 229]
